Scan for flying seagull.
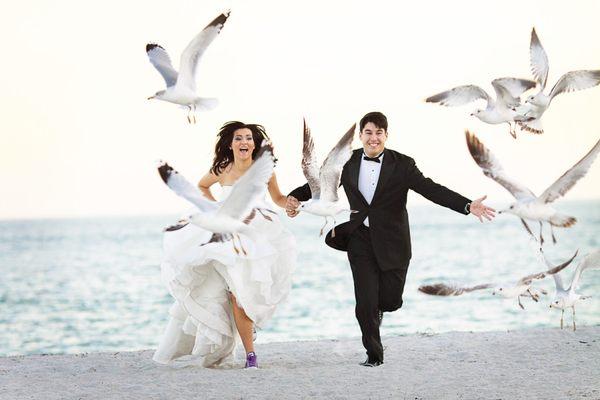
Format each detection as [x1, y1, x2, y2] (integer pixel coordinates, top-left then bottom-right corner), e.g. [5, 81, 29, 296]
[297, 119, 357, 237]
[548, 249, 600, 331]
[419, 250, 577, 309]
[146, 10, 230, 123]
[516, 28, 600, 134]
[426, 78, 536, 138]
[466, 130, 600, 245]
[157, 145, 276, 255]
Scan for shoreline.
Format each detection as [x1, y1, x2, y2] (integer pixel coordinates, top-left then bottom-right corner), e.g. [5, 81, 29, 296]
[1, 326, 599, 400]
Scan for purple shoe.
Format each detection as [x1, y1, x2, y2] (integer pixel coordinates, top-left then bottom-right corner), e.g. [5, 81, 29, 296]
[245, 352, 258, 369]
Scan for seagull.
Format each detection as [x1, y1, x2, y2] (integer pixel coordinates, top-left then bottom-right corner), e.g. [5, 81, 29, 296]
[146, 10, 230, 124]
[516, 28, 600, 134]
[157, 145, 276, 255]
[548, 249, 600, 331]
[418, 250, 577, 309]
[298, 119, 357, 237]
[466, 130, 600, 245]
[426, 78, 536, 138]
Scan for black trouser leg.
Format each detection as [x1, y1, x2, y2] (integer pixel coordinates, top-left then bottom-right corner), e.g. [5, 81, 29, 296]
[378, 268, 406, 312]
[347, 226, 383, 362]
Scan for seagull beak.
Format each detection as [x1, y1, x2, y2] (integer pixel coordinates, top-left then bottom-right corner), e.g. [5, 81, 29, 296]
[147, 95, 155, 100]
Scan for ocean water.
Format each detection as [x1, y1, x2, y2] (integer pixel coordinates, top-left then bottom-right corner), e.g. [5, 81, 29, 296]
[1, 200, 599, 356]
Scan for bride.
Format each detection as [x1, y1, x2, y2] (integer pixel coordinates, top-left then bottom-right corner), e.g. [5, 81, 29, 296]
[153, 121, 296, 369]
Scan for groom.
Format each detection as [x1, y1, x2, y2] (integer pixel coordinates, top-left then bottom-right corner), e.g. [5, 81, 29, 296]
[286, 111, 495, 367]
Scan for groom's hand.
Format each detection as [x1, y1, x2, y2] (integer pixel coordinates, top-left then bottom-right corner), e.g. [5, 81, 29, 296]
[470, 195, 496, 222]
[285, 196, 300, 218]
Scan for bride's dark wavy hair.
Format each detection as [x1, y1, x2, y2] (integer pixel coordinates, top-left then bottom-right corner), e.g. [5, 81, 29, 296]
[210, 121, 276, 175]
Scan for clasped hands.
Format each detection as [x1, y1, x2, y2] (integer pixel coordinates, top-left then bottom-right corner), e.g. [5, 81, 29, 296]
[285, 196, 300, 218]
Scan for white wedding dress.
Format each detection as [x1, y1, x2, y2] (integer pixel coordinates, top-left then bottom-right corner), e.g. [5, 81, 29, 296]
[153, 186, 297, 367]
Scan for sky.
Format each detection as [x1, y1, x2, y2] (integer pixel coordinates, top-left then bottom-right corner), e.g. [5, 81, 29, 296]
[1, 0, 599, 219]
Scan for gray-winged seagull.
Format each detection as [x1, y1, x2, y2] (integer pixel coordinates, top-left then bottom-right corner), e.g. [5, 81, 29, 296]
[298, 119, 357, 237]
[548, 249, 600, 331]
[157, 144, 276, 255]
[146, 10, 230, 123]
[419, 250, 577, 309]
[426, 78, 536, 138]
[466, 130, 600, 245]
[516, 28, 600, 134]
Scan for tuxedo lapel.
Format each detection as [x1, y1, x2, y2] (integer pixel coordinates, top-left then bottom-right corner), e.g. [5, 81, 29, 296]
[371, 148, 395, 205]
[345, 150, 368, 206]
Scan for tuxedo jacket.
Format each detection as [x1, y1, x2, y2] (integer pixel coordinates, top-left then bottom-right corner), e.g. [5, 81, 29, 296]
[289, 148, 471, 271]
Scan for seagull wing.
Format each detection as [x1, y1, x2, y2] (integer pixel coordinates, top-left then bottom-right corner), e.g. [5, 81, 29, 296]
[519, 249, 578, 285]
[319, 124, 355, 202]
[539, 138, 600, 204]
[530, 28, 549, 89]
[465, 130, 536, 200]
[175, 10, 230, 93]
[492, 77, 536, 98]
[425, 85, 491, 107]
[570, 249, 600, 292]
[217, 145, 275, 220]
[491, 79, 522, 109]
[549, 70, 600, 102]
[418, 283, 494, 296]
[552, 273, 565, 292]
[301, 119, 321, 199]
[157, 162, 219, 212]
[146, 44, 178, 88]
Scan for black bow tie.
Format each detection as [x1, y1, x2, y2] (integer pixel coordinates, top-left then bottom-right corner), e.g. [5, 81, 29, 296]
[363, 154, 382, 163]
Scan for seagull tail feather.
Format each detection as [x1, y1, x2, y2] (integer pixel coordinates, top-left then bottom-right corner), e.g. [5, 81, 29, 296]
[517, 119, 544, 135]
[549, 214, 577, 228]
[194, 97, 219, 111]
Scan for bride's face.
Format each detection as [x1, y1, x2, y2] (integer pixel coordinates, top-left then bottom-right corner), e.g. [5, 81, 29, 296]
[230, 128, 255, 162]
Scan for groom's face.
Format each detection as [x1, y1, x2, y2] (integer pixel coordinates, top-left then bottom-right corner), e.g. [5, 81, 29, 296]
[359, 122, 388, 157]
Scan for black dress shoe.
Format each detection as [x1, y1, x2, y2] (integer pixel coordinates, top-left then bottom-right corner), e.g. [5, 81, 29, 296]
[359, 358, 383, 367]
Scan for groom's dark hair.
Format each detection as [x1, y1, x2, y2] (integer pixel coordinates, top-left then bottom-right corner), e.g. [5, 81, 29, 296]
[360, 111, 388, 132]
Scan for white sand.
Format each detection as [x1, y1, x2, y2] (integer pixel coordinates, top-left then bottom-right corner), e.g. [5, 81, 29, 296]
[1, 327, 599, 400]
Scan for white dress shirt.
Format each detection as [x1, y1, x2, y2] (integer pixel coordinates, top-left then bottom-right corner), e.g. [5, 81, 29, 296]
[358, 151, 384, 227]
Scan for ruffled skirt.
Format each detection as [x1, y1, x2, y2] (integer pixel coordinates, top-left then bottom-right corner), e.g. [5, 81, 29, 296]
[152, 210, 296, 368]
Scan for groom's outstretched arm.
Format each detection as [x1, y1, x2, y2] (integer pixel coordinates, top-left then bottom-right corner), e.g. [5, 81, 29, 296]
[405, 157, 471, 215]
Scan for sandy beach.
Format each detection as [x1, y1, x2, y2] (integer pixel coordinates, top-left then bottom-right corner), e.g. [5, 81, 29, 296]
[1, 326, 598, 400]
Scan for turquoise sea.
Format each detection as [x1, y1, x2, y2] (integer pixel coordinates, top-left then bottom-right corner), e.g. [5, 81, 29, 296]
[1, 200, 599, 356]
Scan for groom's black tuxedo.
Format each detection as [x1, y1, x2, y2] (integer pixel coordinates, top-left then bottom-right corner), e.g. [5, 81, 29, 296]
[290, 148, 470, 268]
[289, 148, 471, 362]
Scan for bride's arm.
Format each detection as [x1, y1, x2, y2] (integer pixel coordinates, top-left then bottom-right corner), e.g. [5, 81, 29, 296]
[268, 173, 289, 209]
[198, 171, 220, 202]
